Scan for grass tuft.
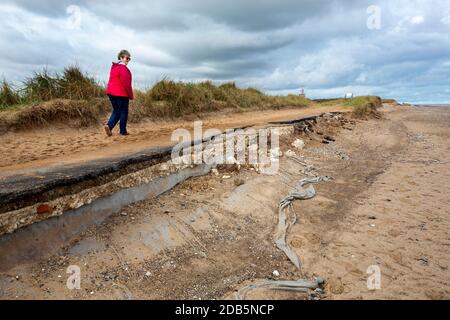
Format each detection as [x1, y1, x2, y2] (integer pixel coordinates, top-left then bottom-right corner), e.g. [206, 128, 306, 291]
[22, 66, 104, 103]
[0, 80, 21, 110]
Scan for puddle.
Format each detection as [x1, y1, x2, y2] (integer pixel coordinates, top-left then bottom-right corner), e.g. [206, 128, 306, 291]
[0, 164, 212, 271]
[69, 237, 106, 256]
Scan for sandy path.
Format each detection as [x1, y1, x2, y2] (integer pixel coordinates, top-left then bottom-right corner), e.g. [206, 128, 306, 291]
[0, 106, 346, 175]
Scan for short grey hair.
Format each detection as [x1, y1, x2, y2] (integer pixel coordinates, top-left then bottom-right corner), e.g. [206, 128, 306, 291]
[118, 49, 131, 60]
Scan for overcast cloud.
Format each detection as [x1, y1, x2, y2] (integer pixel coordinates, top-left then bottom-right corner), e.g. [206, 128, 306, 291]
[1, 0, 450, 103]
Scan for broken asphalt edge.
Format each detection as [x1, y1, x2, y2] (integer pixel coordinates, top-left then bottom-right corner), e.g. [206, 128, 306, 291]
[0, 112, 342, 214]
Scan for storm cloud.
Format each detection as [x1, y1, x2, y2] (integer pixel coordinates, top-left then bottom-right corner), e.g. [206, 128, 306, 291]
[1, 0, 449, 103]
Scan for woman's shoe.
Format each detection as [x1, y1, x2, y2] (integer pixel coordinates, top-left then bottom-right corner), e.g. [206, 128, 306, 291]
[120, 132, 130, 136]
[104, 125, 112, 137]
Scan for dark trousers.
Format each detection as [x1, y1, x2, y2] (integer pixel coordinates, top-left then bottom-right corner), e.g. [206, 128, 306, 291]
[107, 95, 129, 135]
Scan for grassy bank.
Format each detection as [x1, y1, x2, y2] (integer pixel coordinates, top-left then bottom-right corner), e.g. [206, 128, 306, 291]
[315, 96, 382, 118]
[0, 66, 382, 132]
[382, 98, 398, 104]
[0, 67, 311, 132]
[131, 80, 311, 119]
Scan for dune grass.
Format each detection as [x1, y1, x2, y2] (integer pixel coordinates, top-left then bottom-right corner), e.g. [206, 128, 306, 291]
[0, 65, 383, 132]
[21, 66, 105, 103]
[0, 68, 311, 132]
[382, 98, 398, 104]
[342, 96, 382, 118]
[1, 66, 104, 110]
[131, 80, 311, 119]
[315, 96, 382, 118]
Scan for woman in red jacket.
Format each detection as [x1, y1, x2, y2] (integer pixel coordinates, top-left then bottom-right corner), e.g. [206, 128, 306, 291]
[104, 49, 134, 136]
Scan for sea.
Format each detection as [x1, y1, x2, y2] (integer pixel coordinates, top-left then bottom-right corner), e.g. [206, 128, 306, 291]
[412, 104, 450, 108]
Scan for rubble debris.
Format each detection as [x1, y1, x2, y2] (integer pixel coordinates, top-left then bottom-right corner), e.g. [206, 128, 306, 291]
[36, 204, 53, 215]
[291, 139, 305, 150]
[285, 150, 296, 157]
[326, 278, 344, 295]
[225, 156, 241, 171]
[417, 257, 429, 266]
[322, 135, 336, 144]
[336, 150, 350, 160]
[270, 147, 283, 158]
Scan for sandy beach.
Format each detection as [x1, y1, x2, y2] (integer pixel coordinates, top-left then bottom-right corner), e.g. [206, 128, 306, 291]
[0, 104, 448, 300]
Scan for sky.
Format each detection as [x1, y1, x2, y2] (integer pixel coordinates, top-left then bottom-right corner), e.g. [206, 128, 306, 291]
[1, 0, 450, 104]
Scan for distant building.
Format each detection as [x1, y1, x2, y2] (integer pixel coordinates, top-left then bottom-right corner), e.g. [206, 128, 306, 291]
[344, 92, 354, 99]
[299, 87, 305, 97]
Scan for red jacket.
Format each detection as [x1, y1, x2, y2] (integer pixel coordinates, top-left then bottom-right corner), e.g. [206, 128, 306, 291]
[106, 62, 134, 100]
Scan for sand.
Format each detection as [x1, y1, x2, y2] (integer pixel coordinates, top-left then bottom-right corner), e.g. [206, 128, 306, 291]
[0, 104, 448, 300]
